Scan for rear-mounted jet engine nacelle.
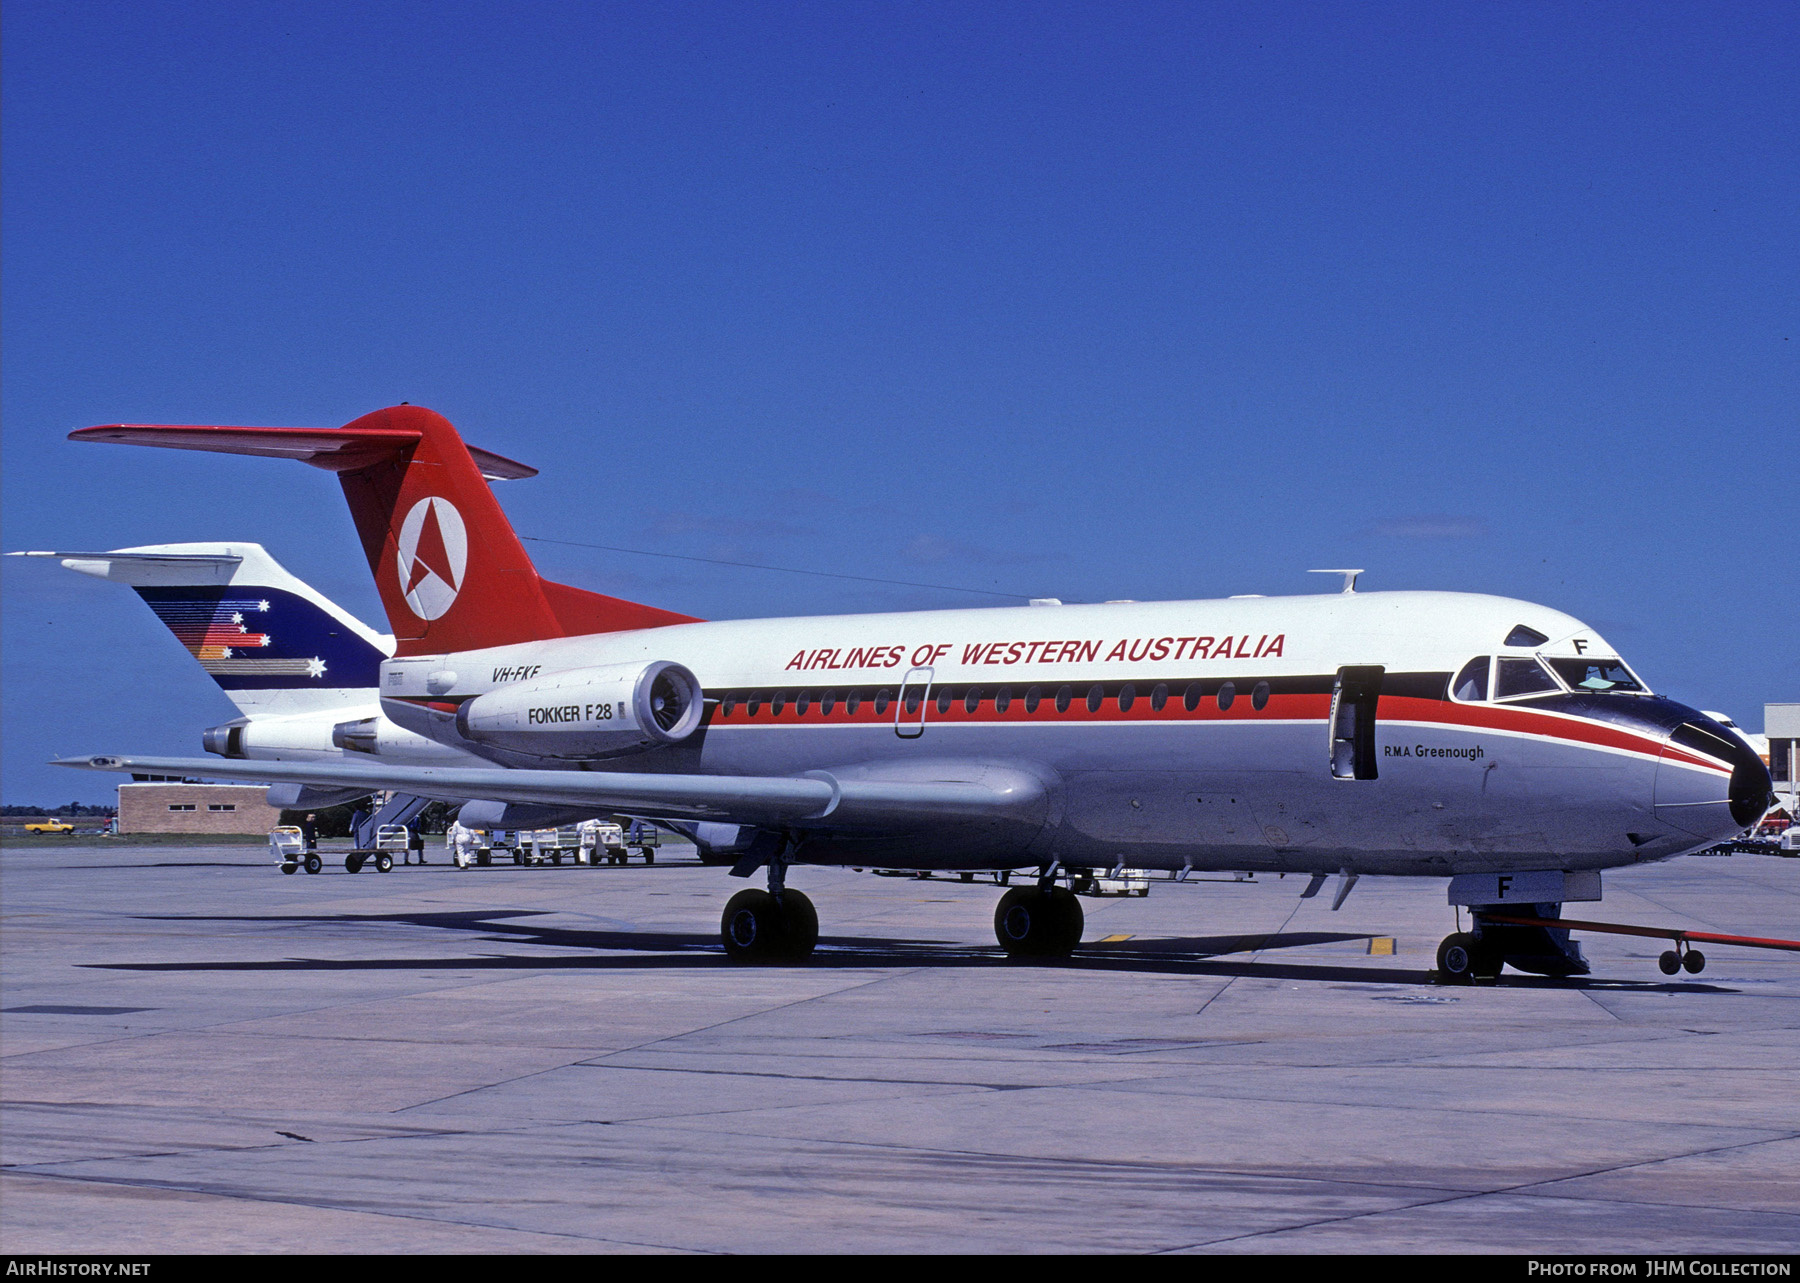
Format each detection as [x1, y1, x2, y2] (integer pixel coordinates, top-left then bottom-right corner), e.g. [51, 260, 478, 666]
[453, 661, 703, 760]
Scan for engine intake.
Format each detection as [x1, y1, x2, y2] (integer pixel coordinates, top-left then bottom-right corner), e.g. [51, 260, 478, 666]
[453, 660, 703, 760]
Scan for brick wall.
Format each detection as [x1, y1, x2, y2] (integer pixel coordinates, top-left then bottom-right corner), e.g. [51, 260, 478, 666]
[117, 783, 282, 834]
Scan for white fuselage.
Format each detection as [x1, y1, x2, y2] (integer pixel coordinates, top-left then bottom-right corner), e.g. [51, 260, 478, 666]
[374, 590, 1755, 878]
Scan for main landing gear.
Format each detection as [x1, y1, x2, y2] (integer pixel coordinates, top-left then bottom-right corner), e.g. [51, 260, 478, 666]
[719, 848, 816, 963]
[993, 882, 1084, 959]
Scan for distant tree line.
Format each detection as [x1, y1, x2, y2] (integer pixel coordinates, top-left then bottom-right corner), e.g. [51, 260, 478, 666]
[1, 803, 115, 817]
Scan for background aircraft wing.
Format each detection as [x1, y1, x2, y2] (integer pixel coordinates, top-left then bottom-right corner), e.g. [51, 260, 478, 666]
[55, 754, 1045, 830]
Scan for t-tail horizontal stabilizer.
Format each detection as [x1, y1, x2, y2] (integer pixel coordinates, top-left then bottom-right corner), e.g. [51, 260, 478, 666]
[71, 407, 699, 653]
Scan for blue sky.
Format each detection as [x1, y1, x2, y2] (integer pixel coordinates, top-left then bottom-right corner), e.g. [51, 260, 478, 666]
[4, 1, 1795, 803]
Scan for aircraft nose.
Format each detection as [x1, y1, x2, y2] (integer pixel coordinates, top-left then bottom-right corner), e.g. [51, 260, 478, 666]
[1653, 714, 1774, 839]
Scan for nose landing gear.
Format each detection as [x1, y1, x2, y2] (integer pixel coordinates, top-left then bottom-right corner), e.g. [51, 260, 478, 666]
[1434, 931, 1500, 984]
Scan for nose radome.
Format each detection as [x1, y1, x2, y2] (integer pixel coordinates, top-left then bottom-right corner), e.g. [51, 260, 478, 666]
[1654, 716, 1773, 839]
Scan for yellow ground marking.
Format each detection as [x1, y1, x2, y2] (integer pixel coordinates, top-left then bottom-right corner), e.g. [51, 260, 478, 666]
[1098, 933, 1134, 943]
[1367, 937, 1396, 955]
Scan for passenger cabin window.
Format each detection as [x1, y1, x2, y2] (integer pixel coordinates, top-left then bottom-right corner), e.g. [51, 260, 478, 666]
[1494, 657, 1560, 700]
[1217, 682, 1236, 711]
[1086, 684, 1104, 712]
[1252, 681, 1270, 710]
[1544, 657, 1646, 694]
[1025, 686, 1042, 714]
[1118, 684, 1136, 712]
[964, 688, 981, 714]
[1452, 657, 1489, 702]
[1055, 685, 1073, 713]
[995, 687, 1012, 713]
[1151, 683, 1168, 711]
[936, 688, 954, 715]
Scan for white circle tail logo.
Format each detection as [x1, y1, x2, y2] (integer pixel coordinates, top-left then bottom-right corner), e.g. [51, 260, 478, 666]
[395, 496, 469, 621]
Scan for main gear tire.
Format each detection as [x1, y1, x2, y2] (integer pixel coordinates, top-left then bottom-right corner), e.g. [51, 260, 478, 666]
[994, 887, 1084, 959]
[777, 889, 818, 959]
[722, 888, 818, 962]
[723, 890, 783, 962]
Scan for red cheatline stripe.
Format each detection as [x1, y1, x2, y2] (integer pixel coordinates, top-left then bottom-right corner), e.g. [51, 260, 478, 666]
[1482, 914, 1800, 952]
[1382, 696, 1723, 772]
[704, 688, 1717, 768]
[706, 690, 1333, 727]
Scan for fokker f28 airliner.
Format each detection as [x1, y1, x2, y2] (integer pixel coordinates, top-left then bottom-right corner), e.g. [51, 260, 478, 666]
[59, 406, 1772, 981]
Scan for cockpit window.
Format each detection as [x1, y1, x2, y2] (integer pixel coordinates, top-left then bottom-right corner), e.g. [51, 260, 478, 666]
[1452, 657, 1489, 702]
[1505, 624, 1549, 647]
[1545, 657, 1646, 694]
[1494, 657, 1560, 699]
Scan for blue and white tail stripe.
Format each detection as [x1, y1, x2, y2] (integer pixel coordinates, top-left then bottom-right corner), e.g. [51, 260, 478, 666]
[29, 543, 391, 714]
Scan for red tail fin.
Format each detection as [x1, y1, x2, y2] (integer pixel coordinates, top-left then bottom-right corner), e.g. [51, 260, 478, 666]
[72, 406, 699, 655]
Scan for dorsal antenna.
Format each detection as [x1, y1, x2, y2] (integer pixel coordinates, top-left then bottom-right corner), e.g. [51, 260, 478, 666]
[1308, 568, 1365, 594]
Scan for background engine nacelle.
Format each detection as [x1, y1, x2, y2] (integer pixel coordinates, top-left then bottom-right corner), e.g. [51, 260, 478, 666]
[454, 660, 703, 760]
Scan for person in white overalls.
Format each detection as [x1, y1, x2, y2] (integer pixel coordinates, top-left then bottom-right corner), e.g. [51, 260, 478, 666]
[449, 820, 476, 869]
[577, 818, 603, 865]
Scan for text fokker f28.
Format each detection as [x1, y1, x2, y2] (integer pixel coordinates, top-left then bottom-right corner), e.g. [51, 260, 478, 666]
[60, 406, 1775, 980]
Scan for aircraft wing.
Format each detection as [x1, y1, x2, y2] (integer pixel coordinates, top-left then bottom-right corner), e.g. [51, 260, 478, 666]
[54, 754, 1045, 830]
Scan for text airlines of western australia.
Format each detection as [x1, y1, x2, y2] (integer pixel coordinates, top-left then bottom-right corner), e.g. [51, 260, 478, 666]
[784, 634, 1289, 673]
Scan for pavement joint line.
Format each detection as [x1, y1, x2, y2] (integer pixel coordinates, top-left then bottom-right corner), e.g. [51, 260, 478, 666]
[1578, 986, 1629, 1021]
[1067, 1080, 1800, 1131]
[1328, 1024, 1796, 1072]
[1189, 896, 1308, 1020]
[567, 1060, 1164, 1093]
[0, 1168, 714, 1253]
[604, 1066, 1799, 1137]
[389, 972, 909, 1114]
[548, 1126, 1504, 1197]
[578, 969, 923, 1066]
[1156, 1130, 1800, 1251]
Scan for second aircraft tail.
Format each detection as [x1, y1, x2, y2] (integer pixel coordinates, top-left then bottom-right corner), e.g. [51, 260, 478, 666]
[13, 542, 389, 715]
